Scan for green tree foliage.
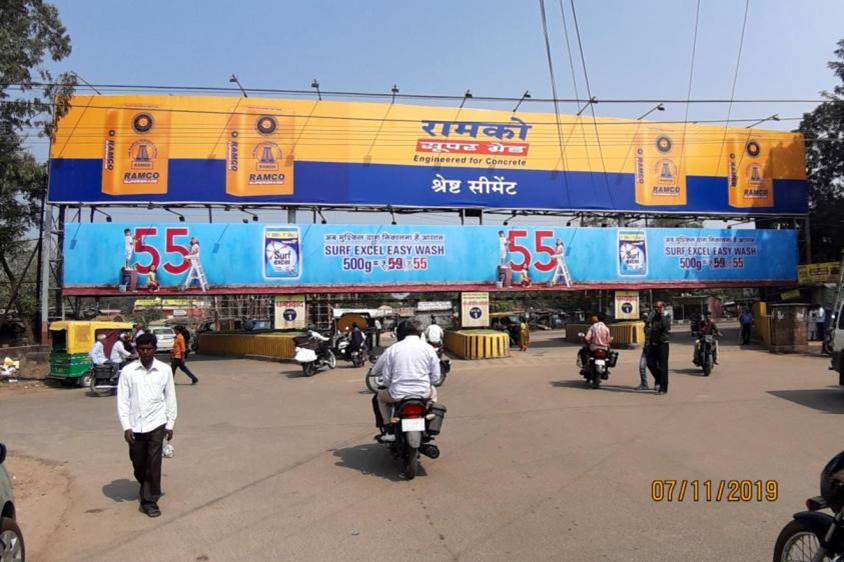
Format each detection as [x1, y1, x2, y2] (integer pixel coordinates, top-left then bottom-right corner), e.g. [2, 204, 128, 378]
[0, 0, 75, 341]
[799, 39, 844, 262]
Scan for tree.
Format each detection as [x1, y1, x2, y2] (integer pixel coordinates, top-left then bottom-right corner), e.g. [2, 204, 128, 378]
[798, 39, 844, 262]
[0, 0, 75, 342]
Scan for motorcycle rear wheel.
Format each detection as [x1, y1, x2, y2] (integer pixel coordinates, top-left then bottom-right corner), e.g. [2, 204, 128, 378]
[326, 351, 337, 370]
[772, 520, 828, 562]
[303, 363, 316, 377]
[590, 367, 601, 389]
[404, 448, 419, 480]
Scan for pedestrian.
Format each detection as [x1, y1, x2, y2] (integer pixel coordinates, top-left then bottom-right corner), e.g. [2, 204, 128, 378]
[817, 305, 827, 343]
[171, 326, 198, 384]
[518, 317, 530, 352]
[645, 301, 671, 395]
[808, 307, 818, 341]
[110, 332, 134, 375]
[635, 319, 653, 390]
[739, 307, 754, 345]
[135, 323, 146, 340]
[116, 332, 177, 518]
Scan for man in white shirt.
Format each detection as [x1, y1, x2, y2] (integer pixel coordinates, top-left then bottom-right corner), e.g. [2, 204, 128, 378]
[423, 316, 444, 346]
[110, 333, 134, 374]
[117, 332, 177, 518]
[371, 320, 440, 442]
[89, 334, 108, 366]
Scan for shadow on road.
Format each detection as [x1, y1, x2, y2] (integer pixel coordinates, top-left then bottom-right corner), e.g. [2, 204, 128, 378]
[102, 478, 139, 502]
[674, 368, 706, 377]
[332, 443, 427, 482]
[768, 389, 844, 414]
[550, 380, 645, 394]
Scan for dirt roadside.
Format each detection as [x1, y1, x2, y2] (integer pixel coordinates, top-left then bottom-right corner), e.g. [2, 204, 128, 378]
[4, 455, 72, 561]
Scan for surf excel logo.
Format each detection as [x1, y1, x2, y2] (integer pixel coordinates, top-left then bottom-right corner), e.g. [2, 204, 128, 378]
[124, 113, 161, 184]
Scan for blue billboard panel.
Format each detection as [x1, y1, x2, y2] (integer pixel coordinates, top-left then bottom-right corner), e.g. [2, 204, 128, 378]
[62, 224, 797, 294]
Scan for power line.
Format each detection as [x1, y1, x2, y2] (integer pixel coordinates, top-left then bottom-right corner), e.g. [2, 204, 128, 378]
[679, 0, 702, 175]
[1, 82, 828, 105]
[716, 0, 752, 172]
[568, 0, 611, 192]
[538, 0, 570, 177]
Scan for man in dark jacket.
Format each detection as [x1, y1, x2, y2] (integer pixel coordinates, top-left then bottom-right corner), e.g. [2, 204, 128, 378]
[646, 301, 671, 395]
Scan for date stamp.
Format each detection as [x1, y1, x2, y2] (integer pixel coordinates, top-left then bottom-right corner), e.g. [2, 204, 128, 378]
[650, 480, 779, 502]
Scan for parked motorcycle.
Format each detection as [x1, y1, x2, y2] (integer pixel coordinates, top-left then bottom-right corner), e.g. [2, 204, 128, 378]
[376, 397, 446, 480]
[293, 334, 336, 377]
[773, 450, 844, 561]
[694, 334, 717, 376]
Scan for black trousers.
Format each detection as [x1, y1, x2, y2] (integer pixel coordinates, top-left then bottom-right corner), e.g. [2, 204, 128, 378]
[740, 324, 751, 345]
[171, 357, 198, 382]
[129, 424, 165, 508]
[646, 343, 670, 392]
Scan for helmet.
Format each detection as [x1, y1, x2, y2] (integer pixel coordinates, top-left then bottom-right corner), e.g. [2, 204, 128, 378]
[820, 450, 844, 510]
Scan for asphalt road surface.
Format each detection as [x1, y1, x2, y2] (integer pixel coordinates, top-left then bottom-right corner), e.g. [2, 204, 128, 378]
[0, 326, 839, 561]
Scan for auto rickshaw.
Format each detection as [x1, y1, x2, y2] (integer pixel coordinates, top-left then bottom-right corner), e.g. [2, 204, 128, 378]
[48, 321, 133, 387]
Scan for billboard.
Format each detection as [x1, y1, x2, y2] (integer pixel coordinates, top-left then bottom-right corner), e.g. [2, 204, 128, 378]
[62, 224, 797, 295]
[48, 95, 807, 215]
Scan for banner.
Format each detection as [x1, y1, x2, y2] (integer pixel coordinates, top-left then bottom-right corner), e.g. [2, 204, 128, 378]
[461, 292, 490, 328]
[274, 295, 306, 329]
[49, 95, 808, 215]
[61, 224, 798, 295]
[797, 262, 841, 284]
[614, 291, 640, 320]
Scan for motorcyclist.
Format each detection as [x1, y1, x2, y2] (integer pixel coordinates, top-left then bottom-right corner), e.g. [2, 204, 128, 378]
[423, 316, 443, 349]
[578, 314, 612, 374]
[694, 311, 720, 365]
[371, 319, 441, 442]
[348, 323, 365, 359]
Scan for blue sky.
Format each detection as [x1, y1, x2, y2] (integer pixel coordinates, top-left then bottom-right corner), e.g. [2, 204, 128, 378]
[35, 0, 844, 224]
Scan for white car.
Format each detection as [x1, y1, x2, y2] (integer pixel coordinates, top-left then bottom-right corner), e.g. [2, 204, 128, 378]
[151, 327, 176, 353]
[1, 443, 25, 561]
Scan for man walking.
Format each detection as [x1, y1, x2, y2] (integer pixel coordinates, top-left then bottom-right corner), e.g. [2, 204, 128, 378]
[646, 301, 671, 395]
[117, 333, 177, 518]
[739, 308, 754, 345]
[171, 326, 198, 384]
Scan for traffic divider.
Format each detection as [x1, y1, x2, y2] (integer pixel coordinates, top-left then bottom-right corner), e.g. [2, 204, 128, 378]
[564, 321, 645, 347]
[197, 332, 296, 359]
[444, 330, 510, 359]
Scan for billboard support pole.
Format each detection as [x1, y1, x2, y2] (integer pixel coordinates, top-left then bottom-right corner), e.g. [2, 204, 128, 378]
[803, 215, 812, 263]
[287, 207, 296, 223]
[38, 202, 51, 344]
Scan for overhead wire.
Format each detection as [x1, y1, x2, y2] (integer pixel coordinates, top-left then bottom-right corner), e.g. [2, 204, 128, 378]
[716, 0, 752, 173]
[538, 0, 570, 179]
[678, 0, 703, 178]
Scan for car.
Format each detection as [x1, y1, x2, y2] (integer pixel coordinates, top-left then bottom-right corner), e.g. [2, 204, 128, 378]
[0, 442, 25, 561]
[150, 327, 176, 353]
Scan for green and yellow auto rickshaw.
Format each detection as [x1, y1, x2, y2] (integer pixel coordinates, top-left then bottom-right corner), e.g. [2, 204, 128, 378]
[48, 321, 133, 386]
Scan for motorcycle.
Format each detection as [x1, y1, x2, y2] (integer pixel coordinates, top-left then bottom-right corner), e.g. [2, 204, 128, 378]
[350, 343, 369, 368]
[430, 342, 449, 388]
[693, 334, 717, 376]
[773, 450, 844, 561]
[577, 333, 617, 389]
[376, 397, 446, 480]
[364, 347, 448, 393]
[89, 361, 132, 397]
[293, 335, 336, 377]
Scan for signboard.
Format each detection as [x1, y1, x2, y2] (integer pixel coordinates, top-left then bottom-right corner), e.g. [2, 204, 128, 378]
[62, 224, 798, 295]
[417, 301, 453, 312]
[614, 291, 640, 320]
[274, 295, 306, 329]
[49, 95, 808, 215]
[797, 262, 841, 285]
[461, 292, 489, 328]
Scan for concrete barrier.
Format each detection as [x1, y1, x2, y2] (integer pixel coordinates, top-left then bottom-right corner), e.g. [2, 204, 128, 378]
[444, 330, 510, 360]
[564, 321, 645, 347]
[198, 332, 296, 359]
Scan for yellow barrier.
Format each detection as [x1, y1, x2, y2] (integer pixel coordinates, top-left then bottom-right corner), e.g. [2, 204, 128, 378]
[444, 330, 510, 360]
[565, 321, 645, 347]
[756, 315, 773, 346]
[198, 332, 296, 359]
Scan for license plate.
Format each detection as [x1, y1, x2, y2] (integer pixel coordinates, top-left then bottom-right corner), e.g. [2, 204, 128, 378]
[595, 359, 606, 366]
[401, 418, 426, 432]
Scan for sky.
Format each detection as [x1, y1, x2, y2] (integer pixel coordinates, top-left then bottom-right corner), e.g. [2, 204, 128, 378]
[31, 0, 844, 225]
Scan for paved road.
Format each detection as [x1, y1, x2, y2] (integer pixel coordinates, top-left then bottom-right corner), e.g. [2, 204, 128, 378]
[1, 327, 840, 561]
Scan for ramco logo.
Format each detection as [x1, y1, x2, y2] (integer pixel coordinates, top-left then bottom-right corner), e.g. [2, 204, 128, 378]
[104, 140, 115, 171]
[227, 139, 239, 172]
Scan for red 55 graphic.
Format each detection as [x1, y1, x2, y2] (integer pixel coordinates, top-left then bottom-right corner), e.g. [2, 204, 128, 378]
[507, 229, 557, 272]
[133, 227, 191, 275]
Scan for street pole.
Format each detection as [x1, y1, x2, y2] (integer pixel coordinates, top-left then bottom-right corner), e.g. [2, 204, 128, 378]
[38, 202, 52, 344]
